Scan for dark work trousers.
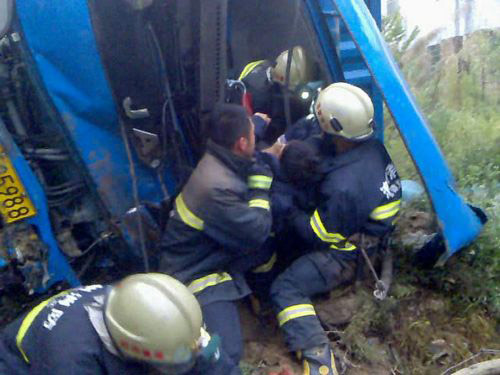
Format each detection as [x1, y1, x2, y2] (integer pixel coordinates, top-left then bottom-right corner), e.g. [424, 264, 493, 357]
[245, 236, 283, 301]
[270, 250, 356, 351]
[202, 301, 243, 375]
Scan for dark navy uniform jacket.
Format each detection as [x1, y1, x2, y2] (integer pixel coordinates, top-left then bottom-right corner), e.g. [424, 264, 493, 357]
[291, 136, 402, 259]
[0, 285, 148, 375]
[159, 140, 273, 306]
[239, 60, 309, 143]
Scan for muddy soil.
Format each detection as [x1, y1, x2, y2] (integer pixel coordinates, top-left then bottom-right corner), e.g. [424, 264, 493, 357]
[240, 280, 499, 375]
[240, 210, 500, 375]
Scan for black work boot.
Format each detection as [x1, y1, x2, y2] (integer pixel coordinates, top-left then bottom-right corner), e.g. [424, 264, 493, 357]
[299, 344, 339, 375]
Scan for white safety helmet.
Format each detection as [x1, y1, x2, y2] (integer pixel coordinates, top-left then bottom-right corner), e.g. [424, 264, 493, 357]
[271, 46, 314, 90]
[105, 273, 204, 373]
[314, 82, 374, 141]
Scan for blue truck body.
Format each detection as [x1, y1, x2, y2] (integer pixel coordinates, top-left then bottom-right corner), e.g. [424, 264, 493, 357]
[0, 0, 485, 292]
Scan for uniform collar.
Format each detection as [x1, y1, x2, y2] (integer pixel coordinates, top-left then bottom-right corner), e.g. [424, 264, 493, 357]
[206, 139, 253, 178]
[317, 138, 376, 174]
[84, 287, 119, 357]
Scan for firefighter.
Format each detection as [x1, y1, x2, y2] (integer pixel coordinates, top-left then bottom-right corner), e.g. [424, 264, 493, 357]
[237, 46, 315, 144]
[159, 103, 276, 375]
[0, 273, 222, 375]
[270, 83, 402, 375]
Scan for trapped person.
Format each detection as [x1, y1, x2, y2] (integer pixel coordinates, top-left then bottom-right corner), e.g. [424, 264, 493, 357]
[0, 273, 222, 375]
[159, 103, 276, 375]
[270, 83, 402, 375]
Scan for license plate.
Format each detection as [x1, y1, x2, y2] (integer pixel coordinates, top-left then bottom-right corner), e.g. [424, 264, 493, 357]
[0, 145, 37, 223]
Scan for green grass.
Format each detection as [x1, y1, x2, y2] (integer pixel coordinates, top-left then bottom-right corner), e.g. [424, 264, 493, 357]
[385, 29, 500, 318]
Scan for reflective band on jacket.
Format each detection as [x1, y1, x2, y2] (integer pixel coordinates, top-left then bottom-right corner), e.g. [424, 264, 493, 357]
[252, 252, 277, 273]
[330, 242, 357, 251]
[188, 272, 233, 294]
[175, 194, 204, 231]
[16, 291, 70, 363]
[238, 60, 265, 80]
[310, 210, 345, 243]
[370, 199, 401, 221]
[248, 175, 273, 190]
[249, 199, 270, 210]
[278, 304, 316, 327]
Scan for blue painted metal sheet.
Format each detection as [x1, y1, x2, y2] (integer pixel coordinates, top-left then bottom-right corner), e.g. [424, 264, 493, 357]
[332, 0, 484, 259]
[304, 0, 345, 83]
[0, 119, 79, 288]
[14, 0, 175, 220]
[311, 0, 384, 138]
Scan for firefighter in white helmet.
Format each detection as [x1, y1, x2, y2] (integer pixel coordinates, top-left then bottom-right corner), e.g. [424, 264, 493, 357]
[231, 46, 315, 144]
[0, 273, 225, 375]
[270, 83, 402, 375]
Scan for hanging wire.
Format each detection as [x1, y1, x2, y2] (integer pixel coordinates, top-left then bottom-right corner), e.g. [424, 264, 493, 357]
[119, 118, 149, 272]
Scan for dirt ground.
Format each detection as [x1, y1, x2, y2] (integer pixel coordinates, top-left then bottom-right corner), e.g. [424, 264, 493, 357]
[1, 209, 498, 374]
[239, 210, 500, 375]
[239, 280, 499, 375]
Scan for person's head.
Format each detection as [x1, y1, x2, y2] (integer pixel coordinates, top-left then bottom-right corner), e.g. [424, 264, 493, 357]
[281, 140, 320, 185]
[104, 273, 208, 375]
[270, 46, 314, 91]
[314, 83, 374, 147]
[209, 103, 255, 158]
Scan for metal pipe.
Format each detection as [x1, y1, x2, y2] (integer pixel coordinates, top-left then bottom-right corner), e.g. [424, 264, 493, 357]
[380, 246, 393, 294]
[6, 99, 27, 137]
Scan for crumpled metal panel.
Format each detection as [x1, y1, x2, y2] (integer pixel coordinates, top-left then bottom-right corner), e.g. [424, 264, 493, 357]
[14, 0, 173, 215]
[0, 119, 79, 289]
[332, 0, 484, 259]
[14, 0, 175, 272]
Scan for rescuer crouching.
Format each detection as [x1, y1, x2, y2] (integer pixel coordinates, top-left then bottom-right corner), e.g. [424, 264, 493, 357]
[270, 83, 402, 375]
[0, 273, 222, 375]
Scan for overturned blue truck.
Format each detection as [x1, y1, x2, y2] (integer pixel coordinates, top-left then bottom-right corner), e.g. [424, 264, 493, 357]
[0, 0, 485, 294]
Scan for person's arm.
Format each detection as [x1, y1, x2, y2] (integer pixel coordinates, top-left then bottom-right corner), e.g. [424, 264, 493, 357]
[252, 113, 270, 142]
[203, 162, 273, 253]
[290, 189, 361, 251]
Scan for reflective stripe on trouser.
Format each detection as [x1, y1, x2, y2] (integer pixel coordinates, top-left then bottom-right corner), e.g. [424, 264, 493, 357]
[270, 250, 356, 351]
[188, 272, 232, 295]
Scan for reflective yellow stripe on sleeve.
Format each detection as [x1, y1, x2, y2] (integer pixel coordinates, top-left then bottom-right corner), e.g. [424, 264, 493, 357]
[238, 60, 265, 80]
[188, 272, 233, 295]
[248, 175, 273, 190]
[277, 304, 316, 327]
[175, 194, 204, 231]
[252, 252, 277, 273]
[249, 199, 270, 210]
[16, 291, 70, 363]
[309, 210, 345, 243]
[370, 199, 401, 221]
[330, 242, 357, 251]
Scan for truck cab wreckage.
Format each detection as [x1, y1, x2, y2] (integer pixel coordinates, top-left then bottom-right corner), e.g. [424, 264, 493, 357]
[0, 0, 486, 294]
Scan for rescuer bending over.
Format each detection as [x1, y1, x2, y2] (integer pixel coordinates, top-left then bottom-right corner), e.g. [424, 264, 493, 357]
[0, 273, 221, 375]
[270, 83, 402, 375]
[235, 46, 316, 144]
